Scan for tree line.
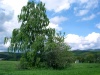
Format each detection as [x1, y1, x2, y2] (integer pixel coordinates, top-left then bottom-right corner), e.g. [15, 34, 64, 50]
[73, 50, 100, 63]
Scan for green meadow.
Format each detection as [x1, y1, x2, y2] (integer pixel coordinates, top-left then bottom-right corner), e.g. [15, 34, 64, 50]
[0, 61, 100, 75]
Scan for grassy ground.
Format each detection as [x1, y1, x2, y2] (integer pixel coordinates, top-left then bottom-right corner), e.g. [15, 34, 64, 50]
[0, 61, 100, 75]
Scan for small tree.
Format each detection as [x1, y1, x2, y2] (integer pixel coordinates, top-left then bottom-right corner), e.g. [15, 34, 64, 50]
[85, 52, 95, 63]
[45, 32, 71, 69]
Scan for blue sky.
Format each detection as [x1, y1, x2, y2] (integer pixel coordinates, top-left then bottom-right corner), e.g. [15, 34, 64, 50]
[43, 0, 100, 36]
[0, 0, 100, 51]
[40, 0, 100, 50]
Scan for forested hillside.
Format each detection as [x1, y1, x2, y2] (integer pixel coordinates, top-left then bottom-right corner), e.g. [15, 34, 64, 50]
[72, 49, 100, 63]
[0, 52, 21, 60]
[0, 49, 100, 63]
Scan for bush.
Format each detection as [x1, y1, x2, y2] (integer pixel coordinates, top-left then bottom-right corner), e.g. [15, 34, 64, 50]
[19, 57, 29, 69]
[46, 50, 71, 69]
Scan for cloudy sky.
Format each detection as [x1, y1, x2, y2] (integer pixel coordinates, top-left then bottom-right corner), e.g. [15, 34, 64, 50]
[0, 0, 100, 52]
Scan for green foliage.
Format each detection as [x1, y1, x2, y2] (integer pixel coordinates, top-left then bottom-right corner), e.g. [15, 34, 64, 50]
[4, 0, 71, 69]
[0, 52, 21, 60]
[44, 32, 71, 69]
[19, 56, 29, 69]
[73, 50, 100, 63]
[84, 53, 95, 63]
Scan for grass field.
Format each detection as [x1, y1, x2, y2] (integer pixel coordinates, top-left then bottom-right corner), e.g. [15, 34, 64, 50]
[0, 61, 100, 75]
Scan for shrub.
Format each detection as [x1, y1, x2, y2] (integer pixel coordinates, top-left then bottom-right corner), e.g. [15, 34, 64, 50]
[19, 57, 29, 69]
[46, 50, 71, 69]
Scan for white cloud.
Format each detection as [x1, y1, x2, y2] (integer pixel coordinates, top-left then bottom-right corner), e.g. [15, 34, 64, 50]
[0, 0, 28, 52]
[75, 9, 89, 16]
[65, 34, 84, 44]
[40, 0, 99, 17]
[74, 0, 99, 16]
[50, 16, 67, 24]
[48, 23, 62, 31]
[4, 41, 10, 48]
[65, 32, 100, 50]
[2, 0, 28, 34]
[40, 0, 75, 12]
[78, 0, 98, 9]
[85, 32, 100, 43]
[82, 14, 95, 21]
[48, 16, 67, 31]
[96, 23, 100, 29]
[2, 0, 28, 15]
[84, 0, 98, 9]
[79, 0, 88, 3]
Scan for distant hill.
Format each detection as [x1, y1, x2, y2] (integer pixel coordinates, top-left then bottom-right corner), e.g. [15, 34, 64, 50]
[0, 52, 22, 60]
[0, 49, 100, 61]
[73, 49, 100, 51]
[86, 49, 100, 51]
[72, 49, 100, 56]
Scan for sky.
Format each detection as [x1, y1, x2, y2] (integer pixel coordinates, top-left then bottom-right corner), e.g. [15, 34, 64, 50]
[0, 0, 100, 52]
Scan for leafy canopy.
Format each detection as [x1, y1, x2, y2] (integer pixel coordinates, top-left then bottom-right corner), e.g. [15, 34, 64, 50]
[4, 1, 71, 69]
[4, 1, 55, 53]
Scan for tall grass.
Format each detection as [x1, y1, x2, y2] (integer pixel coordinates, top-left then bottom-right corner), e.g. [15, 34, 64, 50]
[0, 61, 100, 75]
